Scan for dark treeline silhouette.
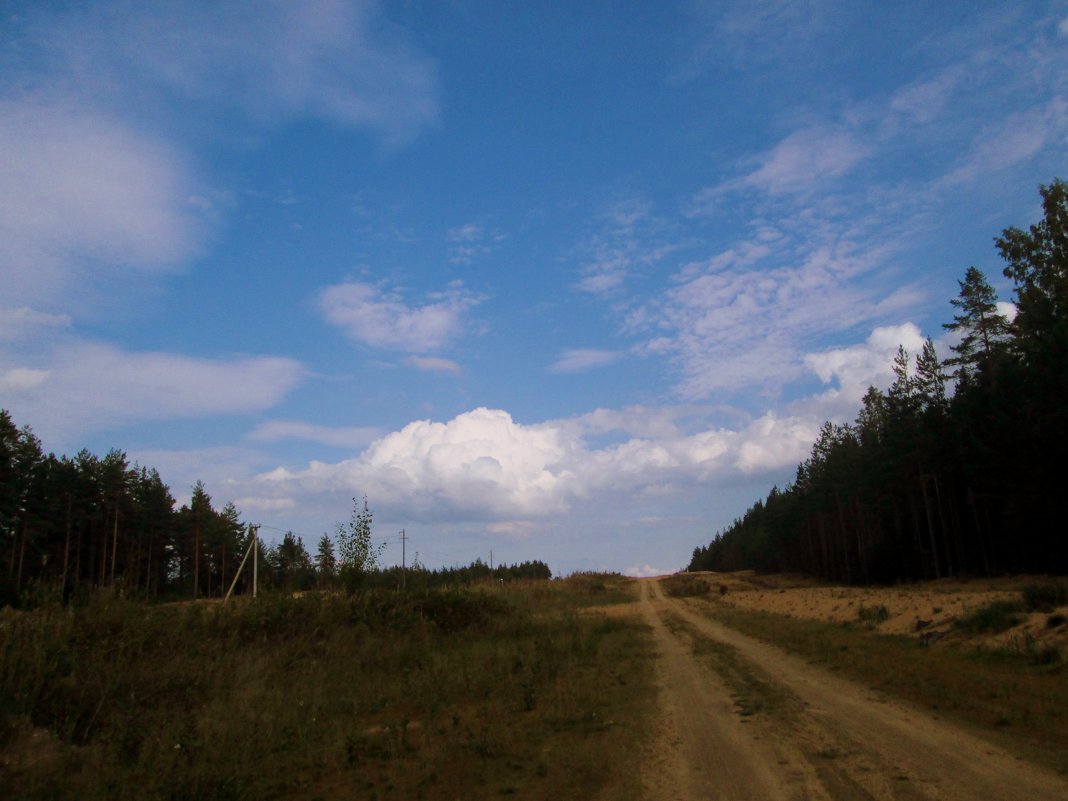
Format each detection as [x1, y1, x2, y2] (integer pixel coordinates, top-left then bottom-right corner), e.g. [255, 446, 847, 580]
[0, 422, 260, 605]
[263, 526, 552, 593]
[690, 179, 1068, 582]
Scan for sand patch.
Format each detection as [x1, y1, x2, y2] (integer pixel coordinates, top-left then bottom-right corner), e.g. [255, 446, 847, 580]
[681, 571, 1068, 653]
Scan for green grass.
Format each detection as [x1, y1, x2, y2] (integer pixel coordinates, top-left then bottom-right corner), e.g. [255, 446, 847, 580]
[1, 577, 654, 801]
[688, 597, 1068, 774]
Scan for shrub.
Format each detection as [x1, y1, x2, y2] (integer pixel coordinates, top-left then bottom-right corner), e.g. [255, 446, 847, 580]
[956, 600, 1026, 634]
[1022, 582, 1068, 612]
[661, 575, 710, 598]
[856, 604, 890, 624]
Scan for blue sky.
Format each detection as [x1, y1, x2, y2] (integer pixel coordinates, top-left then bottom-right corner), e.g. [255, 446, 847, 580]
[2, 1, 1066, 576]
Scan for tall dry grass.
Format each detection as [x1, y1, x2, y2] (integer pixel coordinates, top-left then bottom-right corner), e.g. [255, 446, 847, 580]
[1, 577, 653, 800]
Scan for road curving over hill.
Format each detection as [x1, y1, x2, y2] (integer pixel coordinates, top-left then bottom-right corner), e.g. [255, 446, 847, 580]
[638, 577, 1068, 801]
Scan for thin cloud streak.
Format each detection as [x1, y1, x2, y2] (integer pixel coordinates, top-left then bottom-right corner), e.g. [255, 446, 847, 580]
[1, 341, 305, 444]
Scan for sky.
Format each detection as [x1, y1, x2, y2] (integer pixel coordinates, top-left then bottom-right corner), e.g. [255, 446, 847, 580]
[2, 1, 1066, 577]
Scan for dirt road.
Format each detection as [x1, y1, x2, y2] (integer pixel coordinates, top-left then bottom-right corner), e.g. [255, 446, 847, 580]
[638, 578, 1068, 800]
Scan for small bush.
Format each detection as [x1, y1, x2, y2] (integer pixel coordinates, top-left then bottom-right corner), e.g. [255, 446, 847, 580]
[856, 604, 889, 624]
[661, 575, 710, 598]
[1022, 582, 1068, 612]
[956, 600, 1026, 634]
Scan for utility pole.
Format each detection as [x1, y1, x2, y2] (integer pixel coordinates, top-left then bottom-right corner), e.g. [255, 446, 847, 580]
[399, 528, 408, 590]
[251, 524, 259, 599]
[489, 549, 493, 571]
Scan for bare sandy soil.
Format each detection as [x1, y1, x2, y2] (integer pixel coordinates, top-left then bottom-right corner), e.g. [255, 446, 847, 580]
[636, 577, 1068, 801]
[694, 571, 1068, 652]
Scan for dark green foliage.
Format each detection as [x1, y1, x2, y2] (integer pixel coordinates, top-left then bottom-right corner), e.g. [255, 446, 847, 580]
[955, 600, 1027, 634]
[1022, 582, 1068, 612]
[690, 179, 1068, 582]
[856, 604, 889, 624]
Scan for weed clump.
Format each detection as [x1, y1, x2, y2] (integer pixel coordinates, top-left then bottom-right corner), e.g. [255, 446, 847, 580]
[856, 604, 890, 625]
[1022, 582, 1068, 612]
[956, 600, 1026, 634]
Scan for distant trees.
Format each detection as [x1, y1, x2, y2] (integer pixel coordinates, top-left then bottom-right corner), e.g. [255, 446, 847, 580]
[691, 178, 1068, 581]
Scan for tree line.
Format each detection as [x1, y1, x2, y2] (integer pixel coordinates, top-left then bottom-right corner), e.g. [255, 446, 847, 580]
[690, 178, 1068, 582]
[0, 421, 552, 606]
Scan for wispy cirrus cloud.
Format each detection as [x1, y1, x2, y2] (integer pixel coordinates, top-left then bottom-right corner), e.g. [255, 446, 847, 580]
[575, 197, 684, 294]
[4, 0, 439, 145]
[405, 355, 462, 374]
[629, 8, 1068, 405]
[318, 281, 481, 352]
[446, 223, 505, 264]
[736, 126, 870, 196]
[548, 349, 622, 374]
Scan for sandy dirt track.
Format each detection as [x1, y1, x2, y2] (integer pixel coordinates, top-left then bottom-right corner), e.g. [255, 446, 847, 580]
[638, 578, 1068, 801]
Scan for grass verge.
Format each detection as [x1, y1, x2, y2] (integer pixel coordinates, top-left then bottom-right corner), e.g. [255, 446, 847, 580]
[1, 577, 654, 801]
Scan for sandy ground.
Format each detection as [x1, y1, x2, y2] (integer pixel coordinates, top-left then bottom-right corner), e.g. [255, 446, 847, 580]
[690, 571, 1068, 652]
[636, 577, 1068, 801]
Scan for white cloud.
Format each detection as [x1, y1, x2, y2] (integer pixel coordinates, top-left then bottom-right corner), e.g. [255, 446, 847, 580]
[0, 307, 72, 341]
[248, 405, 818, 524]
[739, 127, 869, 195]
[575, 197, 681, 294]
[318, 281, 480, 352]
[0, 99, 206, 309]
[1, 341, 305, 442]
[549, 349, 622, 374]
[445, 223, 504, 264]
[889, 69, 963, 124]
[800, 322, 927, 419]
[624, 564, 673, 578]
[247, 420, 382, 448]
[405, 355, 462, 374]
[633, 241, 888, 399]
[0, 368, 50, 392]
[996, 301, 1017, 322]
[6, 0, 439, 145]
[805, 323, 925, 390]
[733, 413, 821, 474]
[936, 101, 1066, 189]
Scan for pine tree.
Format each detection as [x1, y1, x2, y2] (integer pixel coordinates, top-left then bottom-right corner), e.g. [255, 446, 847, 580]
[997, 178, 1068, 364]
[315, 534, 336, 588]
[942, 266, 1010, 380]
